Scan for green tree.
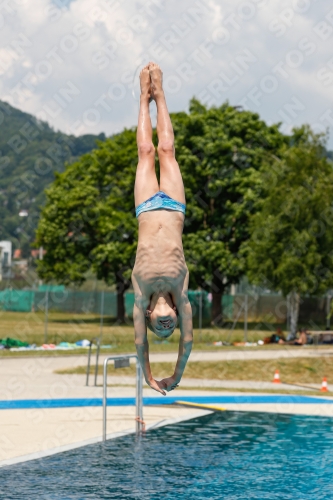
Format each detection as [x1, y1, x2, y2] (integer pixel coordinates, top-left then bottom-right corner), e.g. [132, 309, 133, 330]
[175, 100, 285, 323]
[36, 129, 138, 322]
[245, 126, 333, 335]
[36, 100, 285, 324]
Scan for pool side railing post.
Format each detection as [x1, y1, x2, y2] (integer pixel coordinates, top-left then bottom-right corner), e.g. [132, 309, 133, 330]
[103, 355, 143, 442]
[103, 357, 109, 442]
[94, 338, 101, 387]
[86, 337, 97, 386]
[135, 359, 143, 434]
[86, 342, 92, 386]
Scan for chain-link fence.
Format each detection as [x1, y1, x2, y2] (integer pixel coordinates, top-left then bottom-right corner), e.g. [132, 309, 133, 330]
[0, 288, 331, 328]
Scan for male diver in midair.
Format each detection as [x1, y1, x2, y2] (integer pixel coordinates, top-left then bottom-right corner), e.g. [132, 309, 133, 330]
[132, 62, 193, 395]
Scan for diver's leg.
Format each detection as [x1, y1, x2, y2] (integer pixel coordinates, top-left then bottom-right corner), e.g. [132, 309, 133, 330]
[134, 64, 159, 207]
[149, 62, 185, 205]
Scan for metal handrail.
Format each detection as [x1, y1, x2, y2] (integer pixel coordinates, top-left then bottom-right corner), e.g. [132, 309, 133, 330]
[103, 355, 143, 441]
[86, 291, 105, 387]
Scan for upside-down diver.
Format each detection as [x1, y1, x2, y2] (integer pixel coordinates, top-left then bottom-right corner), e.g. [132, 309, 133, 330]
[132, 62, 193, 395]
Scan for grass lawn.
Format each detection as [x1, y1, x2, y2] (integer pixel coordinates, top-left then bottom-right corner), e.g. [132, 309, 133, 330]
[0, 310, 292, 357]
[1, 310, 332, 358]
[56, 357, 332, 386]
[178, 386, 323, 396]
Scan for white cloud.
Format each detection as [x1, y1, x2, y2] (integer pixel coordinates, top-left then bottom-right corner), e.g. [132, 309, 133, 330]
[0, 0, 332, 146]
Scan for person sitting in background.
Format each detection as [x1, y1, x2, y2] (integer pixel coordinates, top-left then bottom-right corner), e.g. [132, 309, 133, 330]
[271, 328, 286, 343]
[279, 328, 311, 345]
[292, 329, 307, 345]
[263, 328, 286, 344]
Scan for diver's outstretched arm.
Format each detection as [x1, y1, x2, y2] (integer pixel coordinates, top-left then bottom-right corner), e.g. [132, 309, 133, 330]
[134, 318, 166, 396]
[160, 306, 193, 392]
[174, 306, 193, 383]
[160, 272, 193, 392]
[132, 275, 166, 396]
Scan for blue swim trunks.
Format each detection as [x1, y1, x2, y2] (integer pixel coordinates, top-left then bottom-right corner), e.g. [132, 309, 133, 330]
[135, 191, 186, 218]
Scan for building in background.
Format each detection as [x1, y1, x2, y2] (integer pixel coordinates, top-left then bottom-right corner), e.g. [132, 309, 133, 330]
[0, 241, 12, 281]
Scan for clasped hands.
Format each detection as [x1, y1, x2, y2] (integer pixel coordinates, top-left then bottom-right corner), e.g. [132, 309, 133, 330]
[148, 376, 179, 396]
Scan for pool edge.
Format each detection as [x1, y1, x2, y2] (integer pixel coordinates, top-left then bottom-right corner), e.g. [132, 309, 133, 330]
[0, 409, 212, 469]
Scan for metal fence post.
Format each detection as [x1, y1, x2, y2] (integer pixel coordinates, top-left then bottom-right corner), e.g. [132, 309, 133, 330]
[199, 289, 202, 342]
[44, 289, 49, 344]
[99, 290, 105, 338]
[244, 294, 248, 343]
[94, 291, 104, 386]
[286, 294, 290, 332]
[326, 294, 331, 330]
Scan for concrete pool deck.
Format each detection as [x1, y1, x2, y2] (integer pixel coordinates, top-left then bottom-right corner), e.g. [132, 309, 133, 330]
[0, 396, 211, 466]
[1, 352, 333, 466]
[2, 391, 333, 467]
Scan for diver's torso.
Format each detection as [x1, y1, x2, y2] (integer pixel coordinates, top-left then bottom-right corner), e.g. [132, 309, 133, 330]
[133, 210, 187, 296]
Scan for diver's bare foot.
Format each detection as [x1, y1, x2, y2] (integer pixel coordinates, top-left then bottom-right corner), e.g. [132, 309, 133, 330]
[140, 64, 152, 102]
[149, 62, 164, 101]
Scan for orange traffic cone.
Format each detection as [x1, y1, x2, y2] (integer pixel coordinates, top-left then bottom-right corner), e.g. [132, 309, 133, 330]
[272, 369, 281, 383]
[320, 377, 328, 392]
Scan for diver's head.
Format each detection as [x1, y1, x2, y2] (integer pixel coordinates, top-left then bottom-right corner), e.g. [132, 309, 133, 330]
[146, 292, 178, 338]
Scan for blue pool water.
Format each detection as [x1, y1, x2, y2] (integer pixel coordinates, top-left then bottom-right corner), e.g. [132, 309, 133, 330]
[2, 411, 333, 499]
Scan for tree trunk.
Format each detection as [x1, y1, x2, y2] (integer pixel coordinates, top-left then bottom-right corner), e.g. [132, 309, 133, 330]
[115, 271, 130, 323]
[211, 272, 224, 326]
[212, 291, 223, 325]
[289, 290, 300, 339]
[117, 287, 126, 323]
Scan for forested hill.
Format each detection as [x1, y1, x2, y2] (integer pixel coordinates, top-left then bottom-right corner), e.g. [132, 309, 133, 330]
[0, 100, 105, 254]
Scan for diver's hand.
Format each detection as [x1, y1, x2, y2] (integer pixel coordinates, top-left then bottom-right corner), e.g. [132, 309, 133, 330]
[147, 378, 166, 396]
[160, 376, 179, 392]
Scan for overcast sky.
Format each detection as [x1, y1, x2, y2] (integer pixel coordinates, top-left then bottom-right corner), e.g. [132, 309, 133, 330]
[1, 0, 332, 147]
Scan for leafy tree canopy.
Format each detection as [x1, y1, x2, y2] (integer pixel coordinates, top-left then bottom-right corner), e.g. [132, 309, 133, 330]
[245, 125, 333, 298]
[36, 99, 288, 322]
[174, 99, 286, 321]
[244, 126, 333, 335]
[36, 129, 138, 321]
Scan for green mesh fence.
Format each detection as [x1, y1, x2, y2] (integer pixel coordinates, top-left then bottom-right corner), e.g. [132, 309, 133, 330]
[0, 289, 211, 321]
[125, 290, 211, 322]
[187, 291, 211, 322]
[222, 295, 234, 320]
[38, 284, 65, 293]
[34, 290, 118, 316]
[0, 288, 330, 326]
[0, 289, 34, 312]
